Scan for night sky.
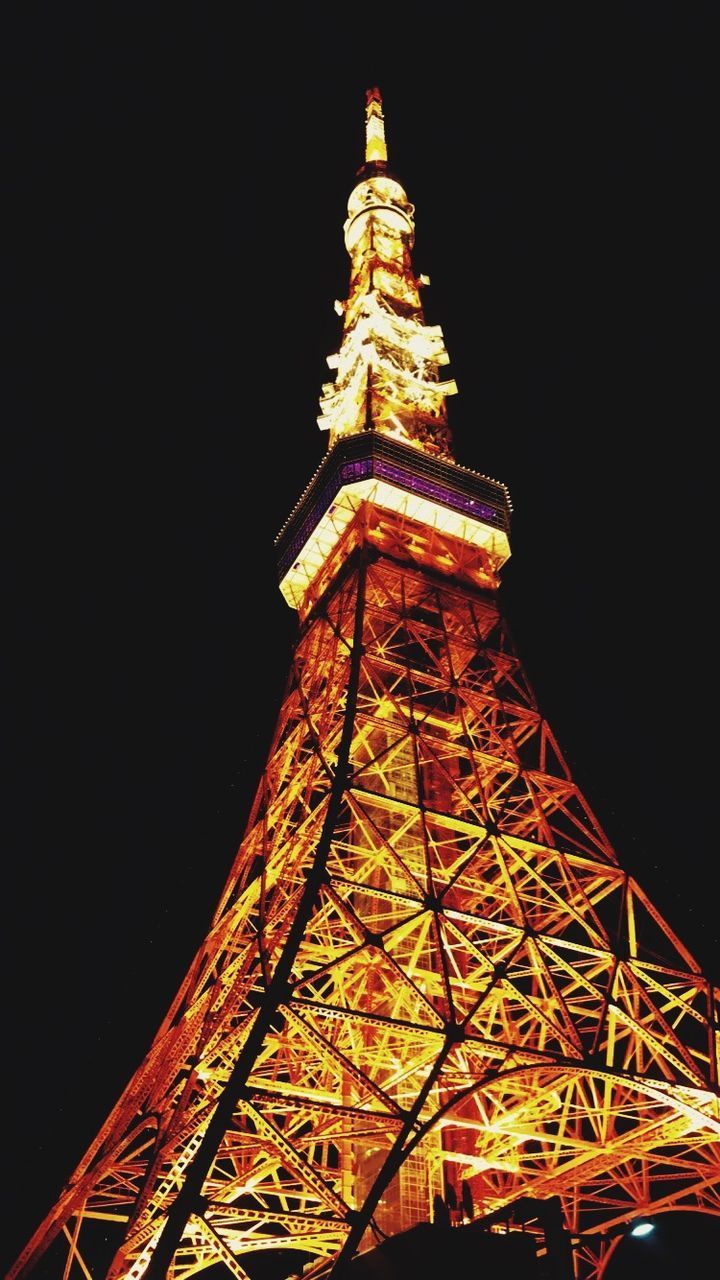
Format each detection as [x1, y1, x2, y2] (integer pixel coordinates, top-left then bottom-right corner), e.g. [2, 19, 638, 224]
[3, 6, 718, 1276]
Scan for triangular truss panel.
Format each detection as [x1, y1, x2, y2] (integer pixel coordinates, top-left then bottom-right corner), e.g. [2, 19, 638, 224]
[15, 551, 719, 1280]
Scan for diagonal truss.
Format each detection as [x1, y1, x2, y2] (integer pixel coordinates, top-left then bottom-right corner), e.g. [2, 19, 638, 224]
[12, 540, 720, 1280]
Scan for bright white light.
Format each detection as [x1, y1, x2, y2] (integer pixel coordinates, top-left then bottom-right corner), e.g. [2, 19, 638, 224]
[630, 1221, 654, 1238]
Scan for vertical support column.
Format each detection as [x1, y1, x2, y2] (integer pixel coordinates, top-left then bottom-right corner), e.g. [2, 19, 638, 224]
[136, 558, 369, 1280]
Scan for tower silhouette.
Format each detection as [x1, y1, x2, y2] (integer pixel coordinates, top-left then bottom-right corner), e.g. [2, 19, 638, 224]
[11, 88, 720, 1280]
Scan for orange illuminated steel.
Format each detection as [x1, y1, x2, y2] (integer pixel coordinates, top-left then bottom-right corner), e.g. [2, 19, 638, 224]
[11, 89, 720, 1280]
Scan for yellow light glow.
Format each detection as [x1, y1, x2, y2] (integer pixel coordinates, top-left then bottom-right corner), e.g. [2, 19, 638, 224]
[318, 95, 455, 459]
[279, 476, 511, 612]
[365, 86, 388, 164]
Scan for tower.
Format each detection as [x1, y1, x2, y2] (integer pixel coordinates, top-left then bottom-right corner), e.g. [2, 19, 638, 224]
[11, 88, 719, 1280]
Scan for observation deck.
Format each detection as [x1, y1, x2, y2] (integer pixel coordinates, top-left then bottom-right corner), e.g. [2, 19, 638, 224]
[276, 434, 512, 613]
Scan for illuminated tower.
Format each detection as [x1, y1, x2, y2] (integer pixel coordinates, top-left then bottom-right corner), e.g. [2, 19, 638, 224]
[12, 88, 720, 1280]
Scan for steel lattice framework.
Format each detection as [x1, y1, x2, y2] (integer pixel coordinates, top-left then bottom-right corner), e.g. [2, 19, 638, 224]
[11, 89, 719, 1280]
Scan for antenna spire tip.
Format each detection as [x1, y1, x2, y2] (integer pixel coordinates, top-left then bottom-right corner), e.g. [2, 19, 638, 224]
[364, 86, 388, 165]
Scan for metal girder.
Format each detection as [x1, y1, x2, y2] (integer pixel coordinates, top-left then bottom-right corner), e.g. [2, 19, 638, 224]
[12, 550, 720, 1280]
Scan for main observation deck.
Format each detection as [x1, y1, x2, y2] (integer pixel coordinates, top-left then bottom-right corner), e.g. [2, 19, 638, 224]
[276, 434, 512, 614]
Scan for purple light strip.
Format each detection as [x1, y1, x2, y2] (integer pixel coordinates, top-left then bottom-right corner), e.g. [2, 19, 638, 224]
[280, 453, 503, 574]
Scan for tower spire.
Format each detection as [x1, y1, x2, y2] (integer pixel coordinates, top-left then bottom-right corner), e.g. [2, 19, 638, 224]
[364, 85, 387, 166]
[318, 88, 457, 459]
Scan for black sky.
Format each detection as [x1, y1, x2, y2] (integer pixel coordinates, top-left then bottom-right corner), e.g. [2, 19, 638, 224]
[3, 5, 718, 1276]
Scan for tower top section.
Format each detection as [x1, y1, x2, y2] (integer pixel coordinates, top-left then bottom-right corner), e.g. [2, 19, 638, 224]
[318, 88, 457, 460]
[279, 90, 511, 617]
[363, 86, 387, 168]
